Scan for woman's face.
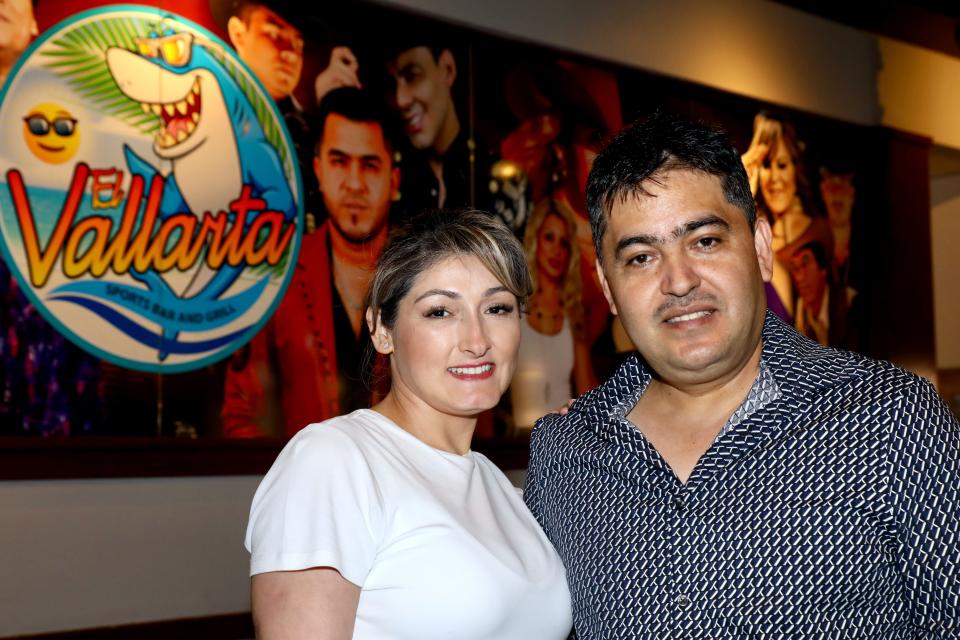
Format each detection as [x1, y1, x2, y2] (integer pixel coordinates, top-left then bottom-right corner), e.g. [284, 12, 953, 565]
[382, 255, 521, 418]
[536, 212, 571, 283]
[759, 139, 797, 217]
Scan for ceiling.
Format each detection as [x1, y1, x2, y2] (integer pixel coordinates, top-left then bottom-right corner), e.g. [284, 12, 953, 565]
[776, 1, 960, 60]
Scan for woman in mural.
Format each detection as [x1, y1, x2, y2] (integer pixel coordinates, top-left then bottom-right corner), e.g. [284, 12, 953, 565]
[246, 210, 572, 639]
[496, 59, 618, 363]
[511, 199, 596, 431]
[741, 112, 832, 321]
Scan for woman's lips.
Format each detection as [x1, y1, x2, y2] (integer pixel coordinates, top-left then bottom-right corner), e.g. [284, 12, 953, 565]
[447, 363, 495, 380]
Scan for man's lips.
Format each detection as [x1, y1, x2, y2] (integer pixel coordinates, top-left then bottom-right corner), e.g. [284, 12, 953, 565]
[404, 111, 424, 134]
[448, 363, 495, 380]
[662, 306, 716, 325]
[341, 201, 369, 213]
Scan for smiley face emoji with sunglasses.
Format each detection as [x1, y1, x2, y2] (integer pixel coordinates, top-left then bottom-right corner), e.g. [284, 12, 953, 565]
[22, 103, 80, 164]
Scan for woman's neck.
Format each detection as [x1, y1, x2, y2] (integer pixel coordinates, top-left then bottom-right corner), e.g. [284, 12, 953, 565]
[372, 387, 476, 455]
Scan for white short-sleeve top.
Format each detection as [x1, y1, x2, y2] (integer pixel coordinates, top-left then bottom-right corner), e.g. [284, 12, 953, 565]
[245, 409, 572, 639]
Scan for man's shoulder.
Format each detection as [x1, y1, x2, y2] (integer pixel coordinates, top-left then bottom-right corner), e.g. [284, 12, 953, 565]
[764, 313, 924, 399]
[530, 358, 642, 455]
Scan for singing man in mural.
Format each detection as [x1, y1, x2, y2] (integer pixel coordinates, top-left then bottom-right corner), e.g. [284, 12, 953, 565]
[383, 28, 482, 214]
[525, 113, 960, 637]
[223, 87, 398, 438]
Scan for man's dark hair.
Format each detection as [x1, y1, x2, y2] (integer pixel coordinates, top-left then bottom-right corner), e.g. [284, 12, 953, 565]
[213, 0, 300, 28]
[586, 111, 756, 260]
[379, 18, 452, 64]
[313, 87, 399, 158]
[796, 240, 829, 271]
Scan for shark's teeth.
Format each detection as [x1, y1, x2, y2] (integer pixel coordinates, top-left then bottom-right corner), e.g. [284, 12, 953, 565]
[186, 92, 195, 106]
[191, 112, 199, 124]
[163, 103, 175, 117]
[176, 99, 188, 115]
[150, 103, 162, 116]
[185, 119, 197, 135]
[176, 129, 188, 142]
[141, 103, 151, 113]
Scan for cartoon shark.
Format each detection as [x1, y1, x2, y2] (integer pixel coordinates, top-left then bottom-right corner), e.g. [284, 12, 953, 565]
[104, 29, 297, 357]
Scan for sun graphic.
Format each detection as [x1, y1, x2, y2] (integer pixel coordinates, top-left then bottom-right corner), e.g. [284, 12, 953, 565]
[22, 103, 80, 164]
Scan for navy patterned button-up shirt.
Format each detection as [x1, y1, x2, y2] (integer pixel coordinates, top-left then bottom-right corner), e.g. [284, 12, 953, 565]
[525, 313, 960, 638]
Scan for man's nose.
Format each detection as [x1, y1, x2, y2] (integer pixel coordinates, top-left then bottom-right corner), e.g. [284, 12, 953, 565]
[395, 82, 413, 110]
[344, 162, 364, 191]
[660, 252, 700, 298]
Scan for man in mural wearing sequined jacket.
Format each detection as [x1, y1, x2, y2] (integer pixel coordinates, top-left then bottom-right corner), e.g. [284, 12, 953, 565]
[222, 88, 397, 438]
[524, 112, 959, 638]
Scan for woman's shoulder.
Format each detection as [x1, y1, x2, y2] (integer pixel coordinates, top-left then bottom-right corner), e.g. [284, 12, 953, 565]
[278, 410, 385, 467]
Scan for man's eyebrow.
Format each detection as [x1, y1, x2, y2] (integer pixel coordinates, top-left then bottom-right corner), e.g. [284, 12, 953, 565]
[613, 215, 730, 259]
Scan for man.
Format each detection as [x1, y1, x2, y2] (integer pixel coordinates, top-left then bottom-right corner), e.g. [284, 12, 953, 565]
[223, 88, 397, 437]
[820, 165, 857, 290]
[789, 239, 849, 347]
[0, 0, 37, 87]
[384, 33, 480, 213]
[525, 113, 959, 637]
[217, 0, 361, 230]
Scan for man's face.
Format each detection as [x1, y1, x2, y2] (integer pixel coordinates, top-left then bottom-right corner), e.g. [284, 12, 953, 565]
[820, 169, 855, 228]
[387, 46, 456, 153]
[789, 247, 827, 311]
[314, 113, 399, 243]
[0, 0, 38, 67]
[227, 5, 303, 101]
[596, 169, 773, 387]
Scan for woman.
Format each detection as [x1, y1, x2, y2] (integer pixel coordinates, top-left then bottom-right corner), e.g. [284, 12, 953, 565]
[741, 112, 832, 320]
[245, 210, 572, 639]
[511, 199, 596, 431]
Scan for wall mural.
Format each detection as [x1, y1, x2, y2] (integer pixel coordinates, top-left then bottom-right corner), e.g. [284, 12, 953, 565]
[0, 0, 878, 440]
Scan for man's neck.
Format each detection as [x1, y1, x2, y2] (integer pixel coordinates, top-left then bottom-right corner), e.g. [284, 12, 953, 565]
[431, 110, 461, 162]
[328, 222, 388, 268]
[427, 112, 461, 207]
[329, 222, 388, 336]
[626, 341, 764, 484]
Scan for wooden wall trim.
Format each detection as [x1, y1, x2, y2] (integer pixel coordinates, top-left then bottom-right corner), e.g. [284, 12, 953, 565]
[0, 436, 530, 480]
[1, 613, 253, 640]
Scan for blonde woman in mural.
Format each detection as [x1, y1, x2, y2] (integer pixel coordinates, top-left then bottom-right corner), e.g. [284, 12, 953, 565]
[511, 199, 597, 431]
[741, 112, 832, 320]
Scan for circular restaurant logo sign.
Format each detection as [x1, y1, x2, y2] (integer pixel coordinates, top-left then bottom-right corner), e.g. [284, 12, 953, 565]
[0, 5, 302, 373]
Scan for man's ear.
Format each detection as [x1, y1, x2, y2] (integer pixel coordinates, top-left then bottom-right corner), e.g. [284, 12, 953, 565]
[753, 216, 774, 283]
[226, 16, 246, 49]
[438, 49, 457, 88]
[389, 165, 400, 202]
[595, 257, 618, 316]
[367, 308, 393, 355]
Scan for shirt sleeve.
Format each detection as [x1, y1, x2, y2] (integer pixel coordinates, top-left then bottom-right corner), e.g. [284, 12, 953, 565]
[244, 422, 383, 586]
[886, 379, 960, 637]
[524, 415, 553, 529]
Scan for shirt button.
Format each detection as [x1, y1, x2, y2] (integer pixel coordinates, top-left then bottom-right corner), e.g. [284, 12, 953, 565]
[676, 595, 692, 610]
[672, 495, 685, 512]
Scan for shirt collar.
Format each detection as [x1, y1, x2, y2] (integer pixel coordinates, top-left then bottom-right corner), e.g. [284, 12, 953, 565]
[573, 310, 858, 429]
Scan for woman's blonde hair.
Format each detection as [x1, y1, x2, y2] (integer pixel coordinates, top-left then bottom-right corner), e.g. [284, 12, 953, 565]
[751, 112, 821, 222]
[523, 199, 584, 339]
[366, 209, 532, 334]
